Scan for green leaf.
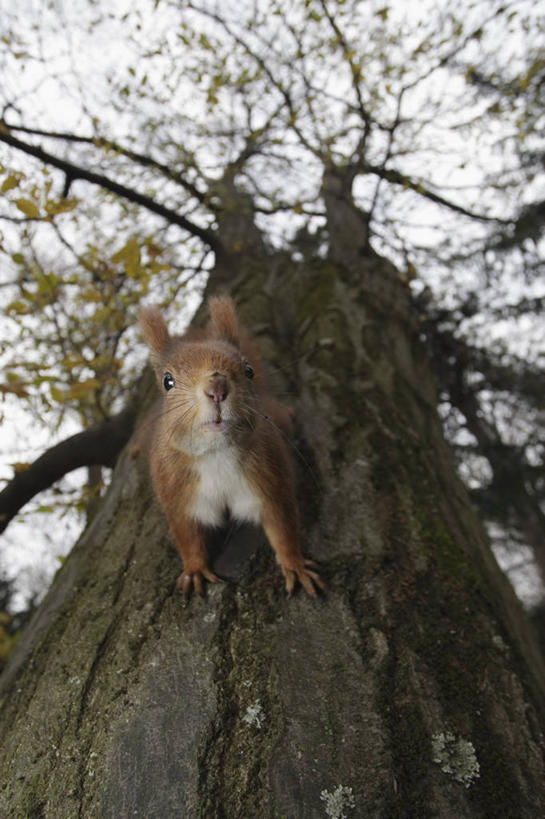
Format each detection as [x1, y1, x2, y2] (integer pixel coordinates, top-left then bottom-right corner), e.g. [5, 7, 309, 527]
[45, 198, 79, 216]
[6, 300, 31, 315]
[112, 238, 142, 278]
[50, 385, 66, 403]
[66, 378, 102, 401]
[15, 198, 40, 218]
[1, 174, 19, 193]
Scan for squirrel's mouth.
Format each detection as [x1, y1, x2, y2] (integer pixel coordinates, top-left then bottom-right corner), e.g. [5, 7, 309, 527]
[201, 416, 229, 431]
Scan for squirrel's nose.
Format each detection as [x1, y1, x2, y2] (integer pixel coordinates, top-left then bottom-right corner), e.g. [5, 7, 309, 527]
[205, 373, 228, 404]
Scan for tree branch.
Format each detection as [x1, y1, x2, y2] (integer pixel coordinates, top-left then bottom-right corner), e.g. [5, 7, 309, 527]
[363, 160, 512, 223]
[0, 127, 222, 253]
[2, 121, 212, 209]
[318, 0, 372, 149]
[0, 407, 136, 535]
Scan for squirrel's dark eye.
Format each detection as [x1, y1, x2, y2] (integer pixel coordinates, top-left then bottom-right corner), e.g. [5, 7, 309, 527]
[163, 372, 175, 391]
[244, 363, 254, 380]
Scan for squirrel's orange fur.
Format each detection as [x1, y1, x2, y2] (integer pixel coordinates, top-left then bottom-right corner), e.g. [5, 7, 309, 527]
[137, 297, 324, 599]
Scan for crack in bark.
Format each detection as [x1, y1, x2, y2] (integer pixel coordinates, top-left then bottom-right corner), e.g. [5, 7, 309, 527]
[74, 541, 136, 816]
[196, 586, 238, 817]
[196, 580, 283, 818]
[75, 534, 142, 724]
[74, 536, 179, 816]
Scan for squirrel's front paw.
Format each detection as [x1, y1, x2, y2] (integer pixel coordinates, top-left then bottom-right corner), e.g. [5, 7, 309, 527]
[176, 566, 219, 600]
[281, 559, 326, 598]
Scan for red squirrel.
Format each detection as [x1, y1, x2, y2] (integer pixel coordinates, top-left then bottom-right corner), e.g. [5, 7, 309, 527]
[138, 297, 325, 600]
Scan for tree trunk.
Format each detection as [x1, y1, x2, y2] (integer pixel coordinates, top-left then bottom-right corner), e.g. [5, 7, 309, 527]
[0, 192, 544, 818]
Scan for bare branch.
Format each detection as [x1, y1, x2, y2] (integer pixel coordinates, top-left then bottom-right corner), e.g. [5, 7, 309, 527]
[317, 0, 372, 149]
[363, 160, 512, 223]
[2, 120, 212, 208]
[0, 127, 222, 253]
[0, 407, 136, 535]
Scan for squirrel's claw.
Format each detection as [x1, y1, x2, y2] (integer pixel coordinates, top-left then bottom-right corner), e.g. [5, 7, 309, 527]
[176, 568, 220, 601]
[283, 561, 326, 598]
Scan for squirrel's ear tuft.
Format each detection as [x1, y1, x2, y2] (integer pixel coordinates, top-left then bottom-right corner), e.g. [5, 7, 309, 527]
[208, 297, 241, 347]
[139, 307, 171, 354]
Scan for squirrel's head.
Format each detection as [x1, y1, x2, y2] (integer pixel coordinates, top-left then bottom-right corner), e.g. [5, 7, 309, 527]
[139, 298, 258, 455]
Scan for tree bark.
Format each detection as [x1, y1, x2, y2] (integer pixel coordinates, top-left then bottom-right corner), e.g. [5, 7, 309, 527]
[0, 191, 543, 818]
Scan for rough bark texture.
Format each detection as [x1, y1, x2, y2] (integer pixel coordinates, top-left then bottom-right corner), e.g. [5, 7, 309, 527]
[1, 188, 544, 818]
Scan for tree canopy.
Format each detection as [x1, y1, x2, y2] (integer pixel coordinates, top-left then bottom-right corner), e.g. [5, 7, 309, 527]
[0, 0, 543, 609]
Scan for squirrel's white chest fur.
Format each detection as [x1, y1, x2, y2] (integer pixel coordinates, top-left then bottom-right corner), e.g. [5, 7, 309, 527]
[191, 447, 261, 527]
